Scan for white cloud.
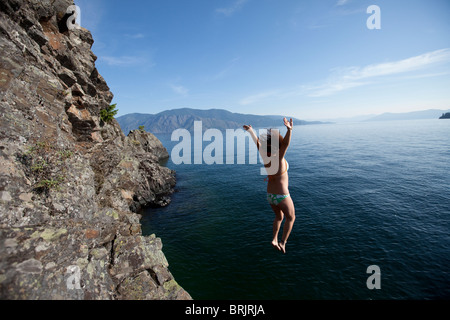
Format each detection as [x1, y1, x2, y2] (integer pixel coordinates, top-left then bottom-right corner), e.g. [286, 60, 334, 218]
[170, 84, 189, 96]
[350, 49, 450, 78]
[336, 0, 350, 6]
[101, 56, 149, 67]
[305, 81, 367, 98]
[125, 33, 146, 39]
[307, 48, 450, 97]
[239, 90, 280, 105]
[216, 0, 249, 17]
[238, 49, 450, 104]
[211, 57, 240, 80]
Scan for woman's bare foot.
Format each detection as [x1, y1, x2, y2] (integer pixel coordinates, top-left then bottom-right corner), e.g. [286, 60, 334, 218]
[272, 240, 281, 251]
[278, 241, 286, 254]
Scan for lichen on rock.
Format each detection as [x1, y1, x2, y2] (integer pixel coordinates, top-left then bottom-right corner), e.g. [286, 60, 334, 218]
[0, 0, 190, 300]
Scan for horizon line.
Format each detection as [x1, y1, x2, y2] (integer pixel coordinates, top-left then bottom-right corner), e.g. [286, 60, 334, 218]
[116, 106, 450, 121]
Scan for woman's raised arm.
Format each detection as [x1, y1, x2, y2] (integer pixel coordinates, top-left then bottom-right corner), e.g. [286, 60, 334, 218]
[243, 125, 261, 150]
[279, 118, 293, 159]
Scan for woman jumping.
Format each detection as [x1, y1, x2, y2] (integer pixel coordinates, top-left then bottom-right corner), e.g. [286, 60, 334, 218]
[243, 118, 296, 254]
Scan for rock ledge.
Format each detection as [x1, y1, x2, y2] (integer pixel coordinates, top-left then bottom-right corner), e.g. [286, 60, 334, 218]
[0, 0, 190, 300]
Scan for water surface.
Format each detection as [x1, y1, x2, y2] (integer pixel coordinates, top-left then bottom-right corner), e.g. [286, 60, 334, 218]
[142, 119, 450, 300]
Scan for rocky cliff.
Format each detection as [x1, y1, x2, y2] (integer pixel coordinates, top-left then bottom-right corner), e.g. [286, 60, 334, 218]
[0, 0, 191, 300]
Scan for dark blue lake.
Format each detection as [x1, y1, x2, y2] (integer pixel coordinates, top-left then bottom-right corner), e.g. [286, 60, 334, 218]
[141, 119, 450, 300]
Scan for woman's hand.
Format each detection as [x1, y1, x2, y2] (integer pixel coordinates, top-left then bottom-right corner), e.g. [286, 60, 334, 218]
[243, 125, 253, 131]
[284, 118, 293, 130]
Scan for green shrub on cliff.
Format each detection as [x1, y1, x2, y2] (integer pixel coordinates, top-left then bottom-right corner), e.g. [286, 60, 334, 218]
[19, 141, 73, 195]
[100, 103, 119, 123]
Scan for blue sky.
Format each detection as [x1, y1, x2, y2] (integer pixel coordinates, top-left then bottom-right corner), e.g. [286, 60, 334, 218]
[74, 0, 450, 120]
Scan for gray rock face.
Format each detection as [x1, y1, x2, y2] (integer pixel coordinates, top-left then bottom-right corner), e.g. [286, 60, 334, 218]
[0, 0, 190, 300]
[127, 130, 170, 161]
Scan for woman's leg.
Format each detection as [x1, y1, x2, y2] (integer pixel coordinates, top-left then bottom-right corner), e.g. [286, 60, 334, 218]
[277, 197, 296, 253]
[270, 204, 284, 250]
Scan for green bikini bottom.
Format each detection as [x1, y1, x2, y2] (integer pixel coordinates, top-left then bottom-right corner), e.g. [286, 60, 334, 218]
[267, 193, 290, 206]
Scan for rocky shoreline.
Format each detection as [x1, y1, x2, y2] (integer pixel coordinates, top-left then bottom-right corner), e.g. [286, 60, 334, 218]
[0, 0, 191, 299]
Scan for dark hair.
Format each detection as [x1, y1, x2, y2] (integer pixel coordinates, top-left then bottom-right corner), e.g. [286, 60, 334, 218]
[259, 129, 274, 155]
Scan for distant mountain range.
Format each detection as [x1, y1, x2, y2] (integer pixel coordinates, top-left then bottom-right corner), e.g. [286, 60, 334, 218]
[117, 108, 326, 134]
[316, 108, 450, 123]
[364, 109, 450, 122]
